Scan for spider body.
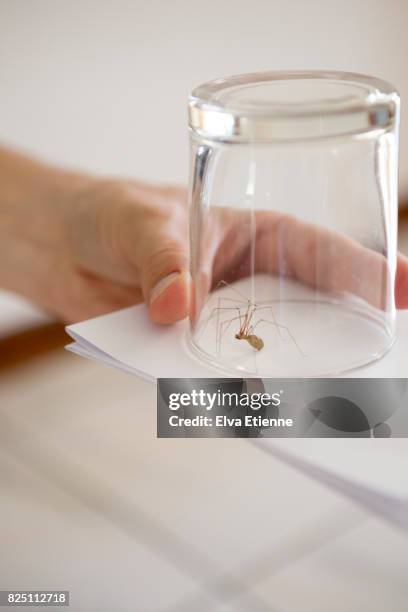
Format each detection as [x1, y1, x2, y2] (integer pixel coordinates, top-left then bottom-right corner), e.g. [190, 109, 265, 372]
[235, 332, 264, 351]
[234, 302, 265, 351]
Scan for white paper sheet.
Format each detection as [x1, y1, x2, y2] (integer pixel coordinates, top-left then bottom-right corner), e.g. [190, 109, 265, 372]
[65, 305, 408, 529]
[66, 304, 408, 380]
[66, 305, 216, 381]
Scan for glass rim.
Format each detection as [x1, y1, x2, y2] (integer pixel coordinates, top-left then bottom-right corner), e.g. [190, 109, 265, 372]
[188, 70, 400, 143]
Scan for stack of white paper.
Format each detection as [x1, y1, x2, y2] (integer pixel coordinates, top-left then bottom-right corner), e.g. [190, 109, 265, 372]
[66, 305, 216, 380]
[66, 304, 408, 380]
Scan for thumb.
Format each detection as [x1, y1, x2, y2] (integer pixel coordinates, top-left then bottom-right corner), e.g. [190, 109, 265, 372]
[141, 236, 190, 324]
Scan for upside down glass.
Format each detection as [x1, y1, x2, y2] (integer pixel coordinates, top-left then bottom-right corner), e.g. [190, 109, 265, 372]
[187, 71, 400, 376]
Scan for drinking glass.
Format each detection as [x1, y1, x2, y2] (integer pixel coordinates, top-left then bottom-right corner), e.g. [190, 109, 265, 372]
[187, 71, 400, 376]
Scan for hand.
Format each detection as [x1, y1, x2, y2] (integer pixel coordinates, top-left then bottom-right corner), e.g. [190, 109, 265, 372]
[1, 147, 408, 325]
[0, 170, 190, 323]
[63, 178, 191, 323]
[42, 179, 408, 321]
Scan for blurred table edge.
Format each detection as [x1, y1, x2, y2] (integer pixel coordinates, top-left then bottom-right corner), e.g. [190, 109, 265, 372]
[0, 322, 68, 371]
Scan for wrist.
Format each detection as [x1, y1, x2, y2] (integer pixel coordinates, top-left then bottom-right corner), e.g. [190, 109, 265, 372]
[0, 146, 92, 246]
[42, 167, 95, 246]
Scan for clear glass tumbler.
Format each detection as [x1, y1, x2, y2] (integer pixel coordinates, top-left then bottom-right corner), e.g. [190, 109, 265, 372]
[187, 71, 400, 376]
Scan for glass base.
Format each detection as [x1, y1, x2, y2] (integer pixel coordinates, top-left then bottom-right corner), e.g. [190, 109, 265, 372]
[188, 277, 395, 377]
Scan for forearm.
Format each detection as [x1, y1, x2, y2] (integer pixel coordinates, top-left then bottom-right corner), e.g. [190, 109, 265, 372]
[0, 146, 89, 297]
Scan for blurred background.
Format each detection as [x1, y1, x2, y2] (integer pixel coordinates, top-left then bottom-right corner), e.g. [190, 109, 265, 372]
[1, 1, 408, 611]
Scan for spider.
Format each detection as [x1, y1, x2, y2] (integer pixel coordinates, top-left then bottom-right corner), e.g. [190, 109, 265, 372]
[196, 280, 304, 356]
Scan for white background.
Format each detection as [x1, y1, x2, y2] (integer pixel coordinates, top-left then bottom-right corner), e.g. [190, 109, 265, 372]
[1, 0, 408, 190]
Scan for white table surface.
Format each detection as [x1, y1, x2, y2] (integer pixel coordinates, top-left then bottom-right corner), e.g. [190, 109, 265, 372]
[1, 352, 408, 611]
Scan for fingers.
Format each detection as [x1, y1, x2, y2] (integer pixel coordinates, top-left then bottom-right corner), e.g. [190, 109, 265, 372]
[61, 283, 143, 323]
[141, 238, 190, 324]
[112, 184, 191, 323]
[256, 214, 408, 310]
[198, 207, 408, 312]
[396, 253, 408, 309]
[256, 214, 390, 309]
[148, 269, 191, 324]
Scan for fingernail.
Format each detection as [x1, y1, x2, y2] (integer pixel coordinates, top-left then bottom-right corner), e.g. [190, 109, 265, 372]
[150, 272, 181, 304]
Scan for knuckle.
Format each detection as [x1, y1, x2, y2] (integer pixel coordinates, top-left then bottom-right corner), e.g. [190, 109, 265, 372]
[144, 242, 188, 279]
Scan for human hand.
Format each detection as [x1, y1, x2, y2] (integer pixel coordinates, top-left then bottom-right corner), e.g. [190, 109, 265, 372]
[62, 178, 191, 323]
[62, 183, 408, 322]
[0, 151, 190, 323]
[2, 147, 408, 325]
